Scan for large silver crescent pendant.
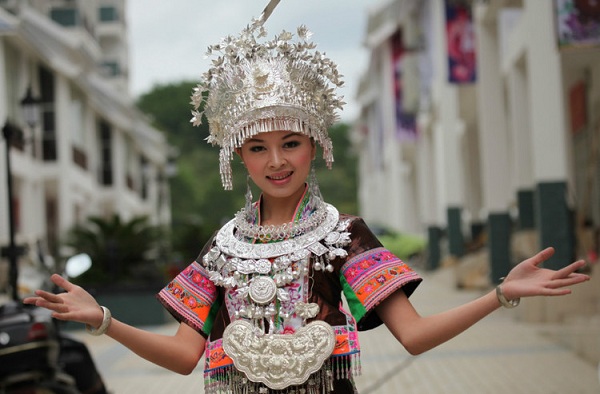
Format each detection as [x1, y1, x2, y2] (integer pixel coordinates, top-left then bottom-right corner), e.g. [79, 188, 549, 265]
[223, 320, 336, 390]
[248, 276, 277, 305]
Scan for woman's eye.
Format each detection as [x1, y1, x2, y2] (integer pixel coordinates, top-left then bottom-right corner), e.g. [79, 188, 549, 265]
[284, 141, 300, 148]
[249, 146, 265, 152]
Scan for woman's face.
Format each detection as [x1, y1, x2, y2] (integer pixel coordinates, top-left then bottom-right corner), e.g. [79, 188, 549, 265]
[237, 130, 315, 203]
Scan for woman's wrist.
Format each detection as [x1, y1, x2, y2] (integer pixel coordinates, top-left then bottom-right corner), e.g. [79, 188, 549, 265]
[86, 306, 112, 336]
[495, 278, 520, 308]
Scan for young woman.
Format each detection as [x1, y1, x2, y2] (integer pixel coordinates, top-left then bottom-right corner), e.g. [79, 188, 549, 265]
[24, 6, 590, 394]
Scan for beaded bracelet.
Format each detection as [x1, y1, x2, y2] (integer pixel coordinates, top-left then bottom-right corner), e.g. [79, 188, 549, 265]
[496, 278, 520, 308]
[85, 306, 112, 336]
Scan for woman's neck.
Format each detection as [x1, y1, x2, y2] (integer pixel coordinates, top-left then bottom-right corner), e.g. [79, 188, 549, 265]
[259, 186, 307, 226]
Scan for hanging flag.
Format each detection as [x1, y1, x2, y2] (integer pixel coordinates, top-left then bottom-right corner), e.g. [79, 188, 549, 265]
[556, 0, 600, 48]
[444, 0, 476, 83]
[391, 30, 417, 141]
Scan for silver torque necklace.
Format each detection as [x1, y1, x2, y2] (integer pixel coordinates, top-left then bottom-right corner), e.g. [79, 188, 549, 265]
[202, 203, 352, 326]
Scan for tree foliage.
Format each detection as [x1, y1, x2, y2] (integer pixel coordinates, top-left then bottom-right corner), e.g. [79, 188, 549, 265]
[136, 81, 358, 263]
[64, 215, 166, 287]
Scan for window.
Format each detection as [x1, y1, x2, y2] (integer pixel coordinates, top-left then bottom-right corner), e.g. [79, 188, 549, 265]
[98, 120, 113, 186]
[99, 6, 119, 22]
[69, 85, 87, 170]
[140, 156, 148, 200]
[50, 8, 79, 27]
[100, 61, 121, 77]
[39, 66, 57, 161]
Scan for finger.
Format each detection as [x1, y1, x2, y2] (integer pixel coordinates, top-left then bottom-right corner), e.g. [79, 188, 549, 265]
[34, 289, 64, 304]
[22, 296, 39, 305]
[547, 273, 590, 289]
[540, 287, 572, 296]
[50, 274, 76, 292]
[551, 260, 587, 279]
[29, 297, 68, 313]
[530, 247, 555, 267]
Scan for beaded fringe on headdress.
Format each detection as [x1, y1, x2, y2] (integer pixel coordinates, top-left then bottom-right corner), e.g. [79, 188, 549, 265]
[204, 354, 361, 394]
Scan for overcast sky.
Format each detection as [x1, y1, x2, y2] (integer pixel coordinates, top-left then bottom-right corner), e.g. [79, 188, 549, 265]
[126, 0, 376, 122]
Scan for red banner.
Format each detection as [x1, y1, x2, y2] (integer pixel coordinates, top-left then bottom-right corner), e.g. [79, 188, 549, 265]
[391, 30, 417, 141]
[444, 0, 476, 83]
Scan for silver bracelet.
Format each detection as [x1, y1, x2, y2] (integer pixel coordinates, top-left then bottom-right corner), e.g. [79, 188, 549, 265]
[496, 278, 520, 308]
[85, 306, 112, 336]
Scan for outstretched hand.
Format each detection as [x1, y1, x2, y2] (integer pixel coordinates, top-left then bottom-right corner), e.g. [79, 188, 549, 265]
[22, 274, 104, 329]
[500, 247, 590, 301]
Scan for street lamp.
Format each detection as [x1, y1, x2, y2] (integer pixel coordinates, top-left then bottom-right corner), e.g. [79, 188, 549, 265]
[2, 87, 41, 301]
[20, 87, 41, 129]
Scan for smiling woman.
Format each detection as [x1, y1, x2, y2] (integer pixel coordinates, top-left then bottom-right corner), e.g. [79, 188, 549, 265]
[24, 2, 591, 394]
[236, 131, 315, 214]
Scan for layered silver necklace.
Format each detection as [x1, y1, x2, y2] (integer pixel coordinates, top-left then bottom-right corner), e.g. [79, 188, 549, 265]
[203, 202, 351, 321]
[201, 201, 352, 390]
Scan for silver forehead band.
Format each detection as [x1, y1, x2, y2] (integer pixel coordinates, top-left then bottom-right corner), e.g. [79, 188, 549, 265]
[190, 11, 345, 190]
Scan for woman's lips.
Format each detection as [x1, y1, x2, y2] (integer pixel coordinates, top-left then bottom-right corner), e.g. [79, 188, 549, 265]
[267, 171, 293, 182]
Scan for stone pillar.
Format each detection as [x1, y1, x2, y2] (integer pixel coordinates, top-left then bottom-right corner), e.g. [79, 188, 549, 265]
[427, 225, 443, 270]
[488, 213, 512, 284]
[447, 207, 464, 257]
[517, 189, 535, 229]
[535, 182, 574, 270]
[474, 7, 512, 280]
[526, 0, 574, 268]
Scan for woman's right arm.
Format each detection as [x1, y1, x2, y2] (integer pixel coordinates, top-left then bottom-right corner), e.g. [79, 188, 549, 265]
[106, 318, 205, 375]
[23, 273, 206, 375]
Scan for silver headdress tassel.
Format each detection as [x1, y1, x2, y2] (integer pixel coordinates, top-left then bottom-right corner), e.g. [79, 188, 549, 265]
[190, 1, 346, 190]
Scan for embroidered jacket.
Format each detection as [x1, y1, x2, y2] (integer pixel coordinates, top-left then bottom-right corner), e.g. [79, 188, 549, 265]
[157, 199, 422, 393]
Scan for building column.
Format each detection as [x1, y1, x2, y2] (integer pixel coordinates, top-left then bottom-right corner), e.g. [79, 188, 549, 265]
[426, 225, 443, 270]
[526, 0, 573, 268]
[475, 10, 512, 281]
[517, 189, 535, 229]
[429, 0, 469, 260]
[417, 112, 443, 269]
[447, 206, 464, 257]
[54, 74, 74, 233]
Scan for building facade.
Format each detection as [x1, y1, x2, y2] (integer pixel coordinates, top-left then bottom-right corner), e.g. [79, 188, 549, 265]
[0, 0, 172, 289]
[355, 0, 600, 278]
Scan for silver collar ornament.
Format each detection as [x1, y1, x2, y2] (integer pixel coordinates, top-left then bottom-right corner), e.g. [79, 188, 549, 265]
[202, 204, 352, 390]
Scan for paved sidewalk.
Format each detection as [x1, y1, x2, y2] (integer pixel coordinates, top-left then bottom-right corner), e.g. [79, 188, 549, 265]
[72, 267, 600, 393]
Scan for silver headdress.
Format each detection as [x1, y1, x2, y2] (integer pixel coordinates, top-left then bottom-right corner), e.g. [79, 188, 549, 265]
[190, 1, 346, 190]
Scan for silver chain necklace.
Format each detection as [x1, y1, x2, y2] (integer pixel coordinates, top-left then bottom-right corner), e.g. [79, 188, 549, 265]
[233, 200, 329, 242]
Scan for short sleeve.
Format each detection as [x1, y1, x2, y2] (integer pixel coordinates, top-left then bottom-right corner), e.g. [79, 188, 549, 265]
[339, 217, 422, 331]
[157, 255, 222, 338]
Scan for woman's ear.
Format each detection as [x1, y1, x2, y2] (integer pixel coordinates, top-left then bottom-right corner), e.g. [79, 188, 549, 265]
[235, 148, 245, 166]
[310, 139, 316, 160]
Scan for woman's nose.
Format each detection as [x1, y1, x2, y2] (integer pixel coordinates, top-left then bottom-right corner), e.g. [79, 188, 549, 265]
[268, 148, 285, 168]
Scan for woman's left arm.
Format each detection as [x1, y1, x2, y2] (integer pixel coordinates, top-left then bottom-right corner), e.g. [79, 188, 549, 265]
[376, 247, 590, 356]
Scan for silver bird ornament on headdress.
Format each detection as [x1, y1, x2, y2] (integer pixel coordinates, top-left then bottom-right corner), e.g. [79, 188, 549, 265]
[190, 0, 346, 190]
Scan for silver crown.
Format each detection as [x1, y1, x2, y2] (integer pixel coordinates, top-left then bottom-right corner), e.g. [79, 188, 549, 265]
[190, 16, 345, 190]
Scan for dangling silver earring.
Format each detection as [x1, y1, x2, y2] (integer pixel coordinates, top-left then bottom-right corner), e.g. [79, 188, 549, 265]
[245, 174, 253, 213]
[309, 161, 323, 201]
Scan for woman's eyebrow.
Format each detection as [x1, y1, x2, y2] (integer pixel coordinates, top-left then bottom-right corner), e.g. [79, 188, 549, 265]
[282, 132, 303, 139]
[246, 132, 302, 143]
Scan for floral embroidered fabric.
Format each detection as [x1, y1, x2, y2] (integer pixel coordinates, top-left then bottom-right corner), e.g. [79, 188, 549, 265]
[157, 190, 422, 393]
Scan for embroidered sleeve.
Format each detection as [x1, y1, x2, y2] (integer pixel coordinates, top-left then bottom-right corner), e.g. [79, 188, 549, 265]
[339, 217, 422, 331]
[157, 259, 222, 338]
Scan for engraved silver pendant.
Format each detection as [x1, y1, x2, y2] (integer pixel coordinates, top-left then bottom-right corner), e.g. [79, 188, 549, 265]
[249, 276, 277, 305]
[223, 319, 336, 390]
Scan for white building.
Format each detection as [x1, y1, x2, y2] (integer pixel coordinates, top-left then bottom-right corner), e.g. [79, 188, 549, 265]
[355, 0, 600, 278]
[0, 0, 172, 287]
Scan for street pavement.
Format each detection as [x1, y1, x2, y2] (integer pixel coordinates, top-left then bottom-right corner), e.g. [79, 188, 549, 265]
[71, 267, 600, 393]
